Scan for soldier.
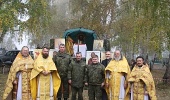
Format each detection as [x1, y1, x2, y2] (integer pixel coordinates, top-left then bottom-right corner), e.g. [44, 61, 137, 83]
[85, 55, 105, 100]
[53, 44, 72, 100]
[68, 52, 86, 100]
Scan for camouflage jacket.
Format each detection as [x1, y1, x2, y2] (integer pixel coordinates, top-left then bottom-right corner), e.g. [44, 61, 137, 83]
[53, 52, 72, 78]
[68, 59, 86, 88]
[85, 63, 105, 85]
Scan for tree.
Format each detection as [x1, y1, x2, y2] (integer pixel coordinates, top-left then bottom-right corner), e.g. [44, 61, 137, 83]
[110, 0, 169, 59]
[0, 32, 16, 50]
[0, 0, 51, 41]
[68, 0, 118, 38]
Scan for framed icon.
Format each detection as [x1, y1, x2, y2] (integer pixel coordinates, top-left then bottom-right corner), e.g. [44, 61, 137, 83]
[93, 40, 104, 51]
[86, 51, 100, 65]
[54, 38, 65, 51]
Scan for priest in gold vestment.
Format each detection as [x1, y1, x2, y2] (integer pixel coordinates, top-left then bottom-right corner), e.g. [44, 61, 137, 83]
[30, 47, 61, 100]
[3, 46, 34, 100]
[105, 50, 130, 100]
[128, 56, 157, 100]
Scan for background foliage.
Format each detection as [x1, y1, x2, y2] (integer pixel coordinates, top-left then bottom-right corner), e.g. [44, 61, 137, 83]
[0, 0, 169, 58]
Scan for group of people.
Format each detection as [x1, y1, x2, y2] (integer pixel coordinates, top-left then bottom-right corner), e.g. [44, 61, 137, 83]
[3, 44, 157, 100]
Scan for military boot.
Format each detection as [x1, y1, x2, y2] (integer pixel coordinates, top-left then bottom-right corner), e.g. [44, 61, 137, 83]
[58, 98, 61, 100]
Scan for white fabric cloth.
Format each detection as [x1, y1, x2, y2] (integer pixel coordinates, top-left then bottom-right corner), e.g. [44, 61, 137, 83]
[50, 74, 54, 100]
[119, 76, 125, 100]
[131, 84, 133, 100]
[37, 75, 40, 100]
[17, 73, 22, 100]
[73, 44, 87, 57]
[144, 95, 149, 100]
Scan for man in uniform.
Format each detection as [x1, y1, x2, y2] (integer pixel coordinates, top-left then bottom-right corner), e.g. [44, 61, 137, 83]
[53, 44, 72, 100]
[128, 56, 157, 100]
[68, 52, 86, 100]
[30, 46, 61, 100]
[85, 55, 105, 100]
[3, 46, 34, 100]
[105, 50, 130, 100]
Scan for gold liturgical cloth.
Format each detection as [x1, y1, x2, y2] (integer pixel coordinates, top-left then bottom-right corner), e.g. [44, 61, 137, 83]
[3, 52, 34, 100]
[105, 57, 130, 100]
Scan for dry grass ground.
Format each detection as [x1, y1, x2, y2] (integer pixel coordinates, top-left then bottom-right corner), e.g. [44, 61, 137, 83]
[0, 64, 170, 100]
[0, 73, 8, 99]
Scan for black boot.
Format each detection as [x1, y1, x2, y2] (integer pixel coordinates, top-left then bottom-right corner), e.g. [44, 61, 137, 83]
[58, 98, 61, 100]
[64, 98, 67, 100]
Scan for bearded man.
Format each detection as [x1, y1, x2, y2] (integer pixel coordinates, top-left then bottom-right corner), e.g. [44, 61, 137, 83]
[105, 50, 130, 100]
[30, 46, 61, 100]
[3, 46, 34, 100]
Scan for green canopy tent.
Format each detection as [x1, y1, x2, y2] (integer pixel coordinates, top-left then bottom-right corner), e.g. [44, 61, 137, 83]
[63, 27, 97, 51]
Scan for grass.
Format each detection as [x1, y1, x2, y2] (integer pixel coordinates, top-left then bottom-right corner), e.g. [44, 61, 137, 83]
[0, 73, 8, 99]
[0, 64, 170, 100]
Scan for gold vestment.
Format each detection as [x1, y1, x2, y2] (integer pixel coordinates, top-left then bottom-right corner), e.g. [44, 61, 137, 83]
[3, 52, 34, 100]
[128, 65, 157, 100]
[105, 57, 130, 100]
[30, 54, 61, 100]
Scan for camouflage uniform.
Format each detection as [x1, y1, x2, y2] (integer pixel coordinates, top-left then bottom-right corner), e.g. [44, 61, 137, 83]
[85, 63, 105, 100]
[53, 51, 72, 99]
[68, 59, 86, 100]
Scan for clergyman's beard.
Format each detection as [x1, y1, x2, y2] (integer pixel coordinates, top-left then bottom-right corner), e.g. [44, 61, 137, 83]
[42, 53, 49, 59]
[114, 56, 121, 61]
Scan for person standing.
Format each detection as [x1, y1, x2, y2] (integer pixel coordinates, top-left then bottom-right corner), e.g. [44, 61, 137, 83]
[68, 52, 86, 100]
[85, 55, 105, 100]
[105, 50, 130, 100]
[102, 51, 112, 67]
[53, 44, 72, 100]
[101, 51, 112, 100]
[30, 46, 61, 100]
[3, 46, 34, 100]
[128, 56, 157, 100]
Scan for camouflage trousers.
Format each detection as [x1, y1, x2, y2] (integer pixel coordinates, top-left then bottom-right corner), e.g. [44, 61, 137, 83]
[71, 86, 83, 100]
[88, 85, 102, 100]
[57, 76, 69, 98]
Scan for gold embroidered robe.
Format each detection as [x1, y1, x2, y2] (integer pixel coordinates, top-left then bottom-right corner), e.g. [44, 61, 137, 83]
[128, 65, 157, 100]
[105, 57, 130, 100]
[30, 54, 61, 100]
[3, 52, 34, 100]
